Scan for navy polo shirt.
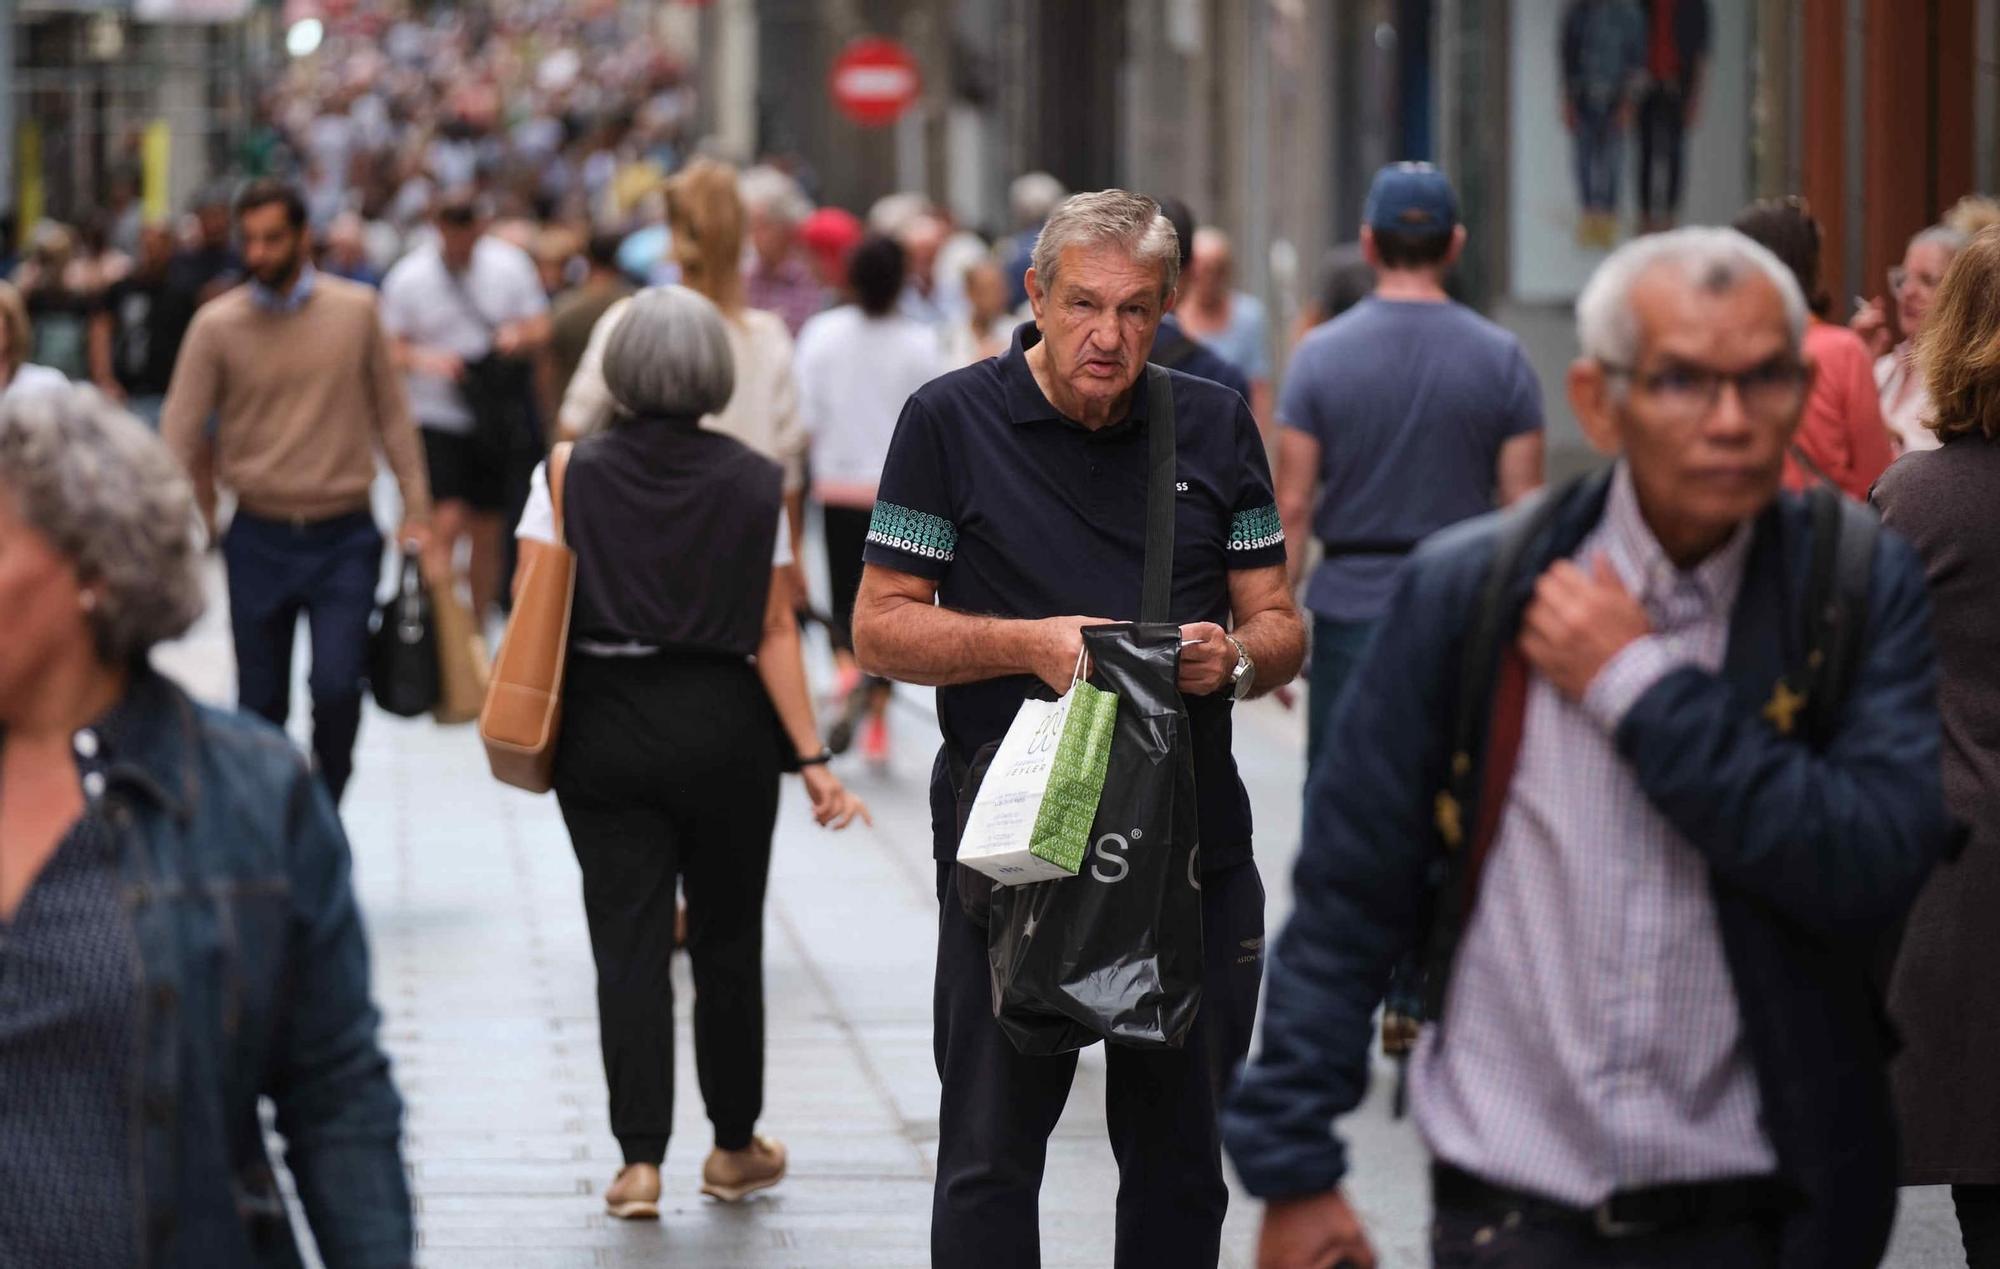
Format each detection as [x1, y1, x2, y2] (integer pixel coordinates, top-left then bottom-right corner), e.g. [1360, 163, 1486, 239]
[863, 323, 1287, 873]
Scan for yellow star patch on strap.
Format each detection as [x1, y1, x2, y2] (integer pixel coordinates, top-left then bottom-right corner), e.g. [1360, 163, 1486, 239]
[1434, 791, 1464, 850]
[1763, 680, 1808, 736]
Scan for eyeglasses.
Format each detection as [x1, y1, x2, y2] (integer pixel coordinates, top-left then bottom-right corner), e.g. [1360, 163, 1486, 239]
[1889, 265, 1945, 295]
[1598, 357, 1810, 423]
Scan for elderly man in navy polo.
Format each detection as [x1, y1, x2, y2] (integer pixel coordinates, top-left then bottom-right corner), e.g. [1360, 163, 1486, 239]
[1224, 227, 1952, 1269]
[853, 189, 1306, 1268]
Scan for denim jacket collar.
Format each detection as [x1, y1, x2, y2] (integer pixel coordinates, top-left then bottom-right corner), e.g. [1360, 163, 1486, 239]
[102, 668, 198, 824]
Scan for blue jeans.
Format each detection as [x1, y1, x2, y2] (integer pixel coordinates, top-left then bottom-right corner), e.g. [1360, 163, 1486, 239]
[1307, 615, 1378, 774]
[221, 510, 382, 804]
[1570, 95, 1625, 214]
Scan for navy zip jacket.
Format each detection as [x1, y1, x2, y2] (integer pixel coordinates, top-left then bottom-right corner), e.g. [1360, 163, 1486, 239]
[1223, 472, 1951, 1269]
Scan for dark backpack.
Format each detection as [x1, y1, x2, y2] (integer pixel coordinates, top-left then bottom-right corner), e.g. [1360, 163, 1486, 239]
[1379, 476, 1880, 1097]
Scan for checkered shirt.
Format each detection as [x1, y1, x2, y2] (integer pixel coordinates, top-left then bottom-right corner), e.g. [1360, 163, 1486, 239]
[1408, 463, 1778, 1205]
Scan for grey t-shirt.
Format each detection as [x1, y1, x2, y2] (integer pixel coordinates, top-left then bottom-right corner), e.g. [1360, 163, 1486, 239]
[1280, 297, 1543, 622]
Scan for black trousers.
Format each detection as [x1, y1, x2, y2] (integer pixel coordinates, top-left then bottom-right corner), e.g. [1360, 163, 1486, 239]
[221, 510, 382, 805]
[553, 653, 781, 1166]
[930, 859, 1264, 1268]
[1637, 86, 1690, 221]
[822, 503, 872, 654]
[1430, 1204, 1778, 1268]
[1957, 1184, 2000, 1267]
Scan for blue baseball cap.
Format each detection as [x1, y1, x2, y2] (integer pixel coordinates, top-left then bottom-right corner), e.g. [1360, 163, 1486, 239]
[1363, 162, 1459, 237]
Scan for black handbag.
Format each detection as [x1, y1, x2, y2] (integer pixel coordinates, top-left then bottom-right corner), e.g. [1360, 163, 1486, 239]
[440, 268, 543, 466]
[368, 553, 440, 718]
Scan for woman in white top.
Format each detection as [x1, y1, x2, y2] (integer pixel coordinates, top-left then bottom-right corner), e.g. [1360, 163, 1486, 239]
[794, 234, 949, 763]
[0, 282, 72, 404]
[556, 159, 809, 561]
[1854, 224, 1970, 455]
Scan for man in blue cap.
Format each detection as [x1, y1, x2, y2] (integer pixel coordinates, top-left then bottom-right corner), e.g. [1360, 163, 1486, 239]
[1274, 161, 1546, 767]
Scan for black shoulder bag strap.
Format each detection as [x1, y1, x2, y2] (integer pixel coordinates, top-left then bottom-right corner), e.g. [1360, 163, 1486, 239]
[1141, 364, 1178, 624]
[438, 259, 500, 339]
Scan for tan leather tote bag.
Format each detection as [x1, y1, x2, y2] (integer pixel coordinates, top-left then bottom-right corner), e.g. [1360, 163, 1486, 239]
[480, 443, 575, 792]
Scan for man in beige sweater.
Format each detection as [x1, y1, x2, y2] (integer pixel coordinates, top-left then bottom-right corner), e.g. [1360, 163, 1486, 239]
[161, 178, 431, 805]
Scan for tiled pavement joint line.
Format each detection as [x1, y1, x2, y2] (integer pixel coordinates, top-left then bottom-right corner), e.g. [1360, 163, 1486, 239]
[768, 899, 936, 1179]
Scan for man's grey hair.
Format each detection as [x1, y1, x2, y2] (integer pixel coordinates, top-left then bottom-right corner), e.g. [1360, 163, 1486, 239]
[0, 385, 203, 663]
[1010, 171, 1068, 227]
[602, 285, 737, 421]
[1031, 190, 1181, 303]
[1576, 227, 1808, 368]
[738, 165, 812, 227]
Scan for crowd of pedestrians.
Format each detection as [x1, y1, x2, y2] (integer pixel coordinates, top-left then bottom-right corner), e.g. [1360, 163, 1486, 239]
[0, 17, 1998, 1263]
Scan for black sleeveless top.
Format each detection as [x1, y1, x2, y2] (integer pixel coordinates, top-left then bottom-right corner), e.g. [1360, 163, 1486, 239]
[563, 421, 783, 658]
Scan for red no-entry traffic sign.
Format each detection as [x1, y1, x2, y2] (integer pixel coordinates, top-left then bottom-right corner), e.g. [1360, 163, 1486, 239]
[830, 37, 921, 128]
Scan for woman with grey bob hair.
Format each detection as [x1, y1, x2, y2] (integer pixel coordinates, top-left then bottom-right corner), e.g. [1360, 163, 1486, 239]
[1031, 189, 1182, 301]
[0, 383, 204, 661]
[0, 382, 414, 1266]
[512, 283, 868, 1222]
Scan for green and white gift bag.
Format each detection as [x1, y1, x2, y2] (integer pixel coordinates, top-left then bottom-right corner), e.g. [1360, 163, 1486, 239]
[957, 653, 1120, 885]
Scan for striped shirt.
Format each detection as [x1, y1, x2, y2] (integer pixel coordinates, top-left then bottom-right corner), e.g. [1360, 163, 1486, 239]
[1410, 462, 1777, 1204]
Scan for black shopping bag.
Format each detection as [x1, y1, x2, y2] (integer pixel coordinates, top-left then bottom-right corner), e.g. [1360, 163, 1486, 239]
[368, 553, 440, 718]
[985, 624, 1203, 1055]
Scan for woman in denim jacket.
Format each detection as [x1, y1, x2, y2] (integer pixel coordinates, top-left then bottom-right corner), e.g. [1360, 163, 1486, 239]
[0, 384, 411, 1267]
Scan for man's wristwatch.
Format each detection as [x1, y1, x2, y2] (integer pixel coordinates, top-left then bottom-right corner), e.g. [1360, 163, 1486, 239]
[1225, 635, 1256, 702]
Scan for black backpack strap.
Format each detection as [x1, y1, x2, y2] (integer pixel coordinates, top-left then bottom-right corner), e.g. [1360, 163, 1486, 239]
[1378, 478, 1577, 1109]
[1141, 364, 1178, 624]
[1402, 478, 1577, 1034]
[1798, 486, 1879, 746]
[1434, 482, 1570, 855]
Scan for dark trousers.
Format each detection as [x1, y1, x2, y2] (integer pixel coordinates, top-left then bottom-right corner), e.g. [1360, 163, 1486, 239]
[930, 859, 1265, 1268]
[1569, 95, 1625, 213]
[1306, 615, 1377, 771]
[1637, 87, 1689, 221]
[553, 654, 781, 1166]
[822, 503, 872, 654]
[1956, 1184, 2000, 1267]
[1430, 1205, 1778, 1268]
[221, 510, 382, 805]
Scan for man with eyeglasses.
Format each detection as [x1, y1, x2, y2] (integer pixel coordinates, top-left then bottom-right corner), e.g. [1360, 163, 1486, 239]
[1223, 227, 1952, 1268]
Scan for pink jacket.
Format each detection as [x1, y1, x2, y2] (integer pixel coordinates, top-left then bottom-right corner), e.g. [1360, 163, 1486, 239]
[1784, 320, 1896, 500]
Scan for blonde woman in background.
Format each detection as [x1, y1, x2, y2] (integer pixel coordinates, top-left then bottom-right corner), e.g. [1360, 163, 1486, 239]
[558, 158, 809, 562]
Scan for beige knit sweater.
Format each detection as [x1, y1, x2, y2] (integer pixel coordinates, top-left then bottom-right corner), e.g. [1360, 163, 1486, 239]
[161, 275, 431, 523]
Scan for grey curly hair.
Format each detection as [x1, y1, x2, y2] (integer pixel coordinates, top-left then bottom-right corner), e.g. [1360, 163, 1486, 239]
[0, 385, 205, 662]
